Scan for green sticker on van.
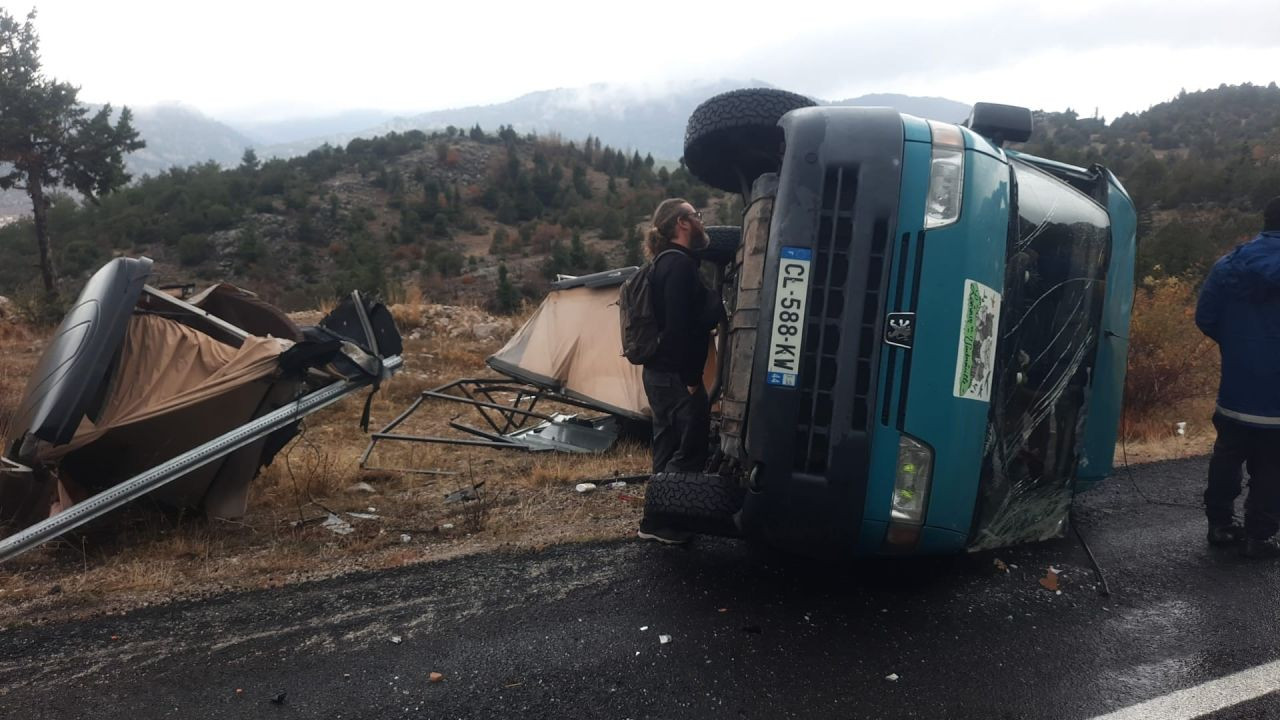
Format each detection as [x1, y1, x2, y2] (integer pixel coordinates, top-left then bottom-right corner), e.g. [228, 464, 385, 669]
[954, 279, 1000, 402]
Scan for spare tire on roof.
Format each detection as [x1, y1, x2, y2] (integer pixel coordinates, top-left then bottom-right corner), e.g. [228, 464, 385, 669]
[683, 88, 817, 195]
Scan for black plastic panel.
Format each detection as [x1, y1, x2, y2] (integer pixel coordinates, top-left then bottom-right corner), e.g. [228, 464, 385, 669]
[9, 257, 153, 452]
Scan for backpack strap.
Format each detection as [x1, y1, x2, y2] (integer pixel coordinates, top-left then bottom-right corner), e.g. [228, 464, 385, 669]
[650, 247, 685, 268]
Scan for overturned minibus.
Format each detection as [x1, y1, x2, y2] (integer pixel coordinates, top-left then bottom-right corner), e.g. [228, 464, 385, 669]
[646, 89, 1137, 555]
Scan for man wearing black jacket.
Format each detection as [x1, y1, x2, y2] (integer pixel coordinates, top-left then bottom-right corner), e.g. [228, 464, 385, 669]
[638, 198, 723, 543]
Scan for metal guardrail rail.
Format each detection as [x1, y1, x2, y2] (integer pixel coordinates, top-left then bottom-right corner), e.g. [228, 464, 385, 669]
[0, 356, 402, 564]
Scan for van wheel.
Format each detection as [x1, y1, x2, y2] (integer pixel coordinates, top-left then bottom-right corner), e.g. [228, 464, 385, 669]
[684, 88, 817, 195]
[644, 471, 744, 536]
[698, 225, 741, 266]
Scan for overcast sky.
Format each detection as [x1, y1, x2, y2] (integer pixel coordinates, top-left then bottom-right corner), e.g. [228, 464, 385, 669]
[18, 0, 1280, 123]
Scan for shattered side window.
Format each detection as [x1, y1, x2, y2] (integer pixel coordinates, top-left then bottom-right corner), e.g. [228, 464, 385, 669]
[969, 159, 1111, 550]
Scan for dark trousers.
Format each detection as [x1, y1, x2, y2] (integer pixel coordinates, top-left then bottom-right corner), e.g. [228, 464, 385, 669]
[1207, 413, 1280, 539]
[642, 368, 710, 474]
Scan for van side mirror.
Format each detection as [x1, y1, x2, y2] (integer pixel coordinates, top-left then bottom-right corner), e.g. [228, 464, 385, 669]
[964, 102, 1033, 146]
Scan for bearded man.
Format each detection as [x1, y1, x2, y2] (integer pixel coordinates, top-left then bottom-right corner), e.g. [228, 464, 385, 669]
[637, 198, 722, 544]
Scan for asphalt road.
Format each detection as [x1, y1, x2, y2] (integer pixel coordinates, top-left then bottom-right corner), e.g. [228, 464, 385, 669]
[3, 456, 1280, 719]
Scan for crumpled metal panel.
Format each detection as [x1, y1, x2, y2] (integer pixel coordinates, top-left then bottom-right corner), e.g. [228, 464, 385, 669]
[968, 159, 1111, 550]
[505, 414, 618, 453]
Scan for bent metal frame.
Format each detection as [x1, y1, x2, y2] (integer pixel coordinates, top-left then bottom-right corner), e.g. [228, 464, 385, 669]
[358, 377, 624, 471]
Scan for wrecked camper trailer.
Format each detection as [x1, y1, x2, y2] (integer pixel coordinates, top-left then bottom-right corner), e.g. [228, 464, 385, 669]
[0, 256, 402, 563]
[360, 267, 718, 464]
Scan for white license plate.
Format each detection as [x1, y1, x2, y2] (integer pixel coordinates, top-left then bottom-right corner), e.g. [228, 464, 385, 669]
[766, 247, 812, 387]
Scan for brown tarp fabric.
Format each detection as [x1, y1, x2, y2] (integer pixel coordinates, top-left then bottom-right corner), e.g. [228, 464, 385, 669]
[40, 313, 286, 461]
[488, 283, 717, 420]
[189, 283, 304, 342]
[36, 313, 291, 518]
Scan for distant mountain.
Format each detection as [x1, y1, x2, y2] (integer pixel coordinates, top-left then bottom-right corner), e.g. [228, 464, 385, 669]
[0, 84, 973, 219]
[259, 82, 974, 161]
[124, 105, 256, 177]
[229, 109, 399, 146]
[0, 104, 254, 217]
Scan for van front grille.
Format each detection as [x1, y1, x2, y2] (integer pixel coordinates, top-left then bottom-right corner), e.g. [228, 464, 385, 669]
[853, 218, 890, 432]
[795, 166, 856, 474]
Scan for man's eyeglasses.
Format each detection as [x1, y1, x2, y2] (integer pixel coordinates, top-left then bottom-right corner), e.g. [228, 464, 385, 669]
[684, 210, 703, 221]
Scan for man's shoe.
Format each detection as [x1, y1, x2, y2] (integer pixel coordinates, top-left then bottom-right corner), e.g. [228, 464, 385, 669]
[1208, 522, 1246, 546]
[1241, 536, 1280, 559]
[637, 518, 693, 545]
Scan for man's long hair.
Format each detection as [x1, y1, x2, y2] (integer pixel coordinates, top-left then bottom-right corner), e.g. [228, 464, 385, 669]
[645, 198, 688, 259]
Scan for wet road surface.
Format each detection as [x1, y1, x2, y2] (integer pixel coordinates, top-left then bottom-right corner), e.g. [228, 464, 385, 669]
[2, 456, 1279, 719]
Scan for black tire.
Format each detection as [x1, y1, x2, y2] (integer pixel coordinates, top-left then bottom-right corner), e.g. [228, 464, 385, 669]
[645, 471, 744, 536]
[697, 225, 740, 266]
[684, 88, 817, 195]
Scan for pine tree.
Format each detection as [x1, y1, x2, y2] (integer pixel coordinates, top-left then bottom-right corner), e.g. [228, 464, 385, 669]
[569, 231, 587, 270]
[494, 263, 521, 314]
[0, 9, 144, 294]
[623, 225, 642, 266]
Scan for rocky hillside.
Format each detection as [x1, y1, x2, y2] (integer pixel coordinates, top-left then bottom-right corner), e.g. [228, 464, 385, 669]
[1010, 82, 1280, 280]
[0, 126, 730, 313]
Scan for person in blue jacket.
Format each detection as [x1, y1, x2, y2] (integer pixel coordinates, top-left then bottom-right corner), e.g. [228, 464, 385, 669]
[1196, 197, 1280, 558]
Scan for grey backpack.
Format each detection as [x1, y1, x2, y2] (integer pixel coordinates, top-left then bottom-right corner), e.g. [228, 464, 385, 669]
[618, 249, 681, 365]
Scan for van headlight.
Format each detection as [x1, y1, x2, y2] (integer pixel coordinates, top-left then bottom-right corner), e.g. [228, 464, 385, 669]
[924, 121, 965, 229]
[891, 435, 934, 524]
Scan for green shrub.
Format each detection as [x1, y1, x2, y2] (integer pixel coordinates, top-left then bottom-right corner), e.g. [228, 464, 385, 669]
[177, 234, 212, 266]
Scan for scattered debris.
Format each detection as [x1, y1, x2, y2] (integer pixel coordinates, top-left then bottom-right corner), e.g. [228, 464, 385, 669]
[659, 634, 672, 645]
[270, 691, 287, 704]
[609, 481, 628, 489]
[442, 523, 455, 530]
[994, 558, 1008, 573]
[347, 482, 377, 494]
[321, 514, 354, 536]
[429, 672, 444, 683]
[399, 534, 412, 543]
[347, 512, 380, 520]
[1175, 421, 1188, 436]
[1039, 567, 1061, 592]
[640, 626, 649, 631]
[575, 483, 598, 494]
[885, 673, 900, 682]
[235, 688, 243, 696]
[390, 635, 403, 644]
[444, 483, 485, 505]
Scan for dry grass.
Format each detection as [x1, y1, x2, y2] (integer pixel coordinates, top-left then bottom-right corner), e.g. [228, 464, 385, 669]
[1124, 278, 1219, 426]
[0, 319, 38, 447]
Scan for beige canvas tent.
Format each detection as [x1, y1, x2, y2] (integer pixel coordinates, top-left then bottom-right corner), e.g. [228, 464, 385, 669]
[486, 269, 717, 421]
